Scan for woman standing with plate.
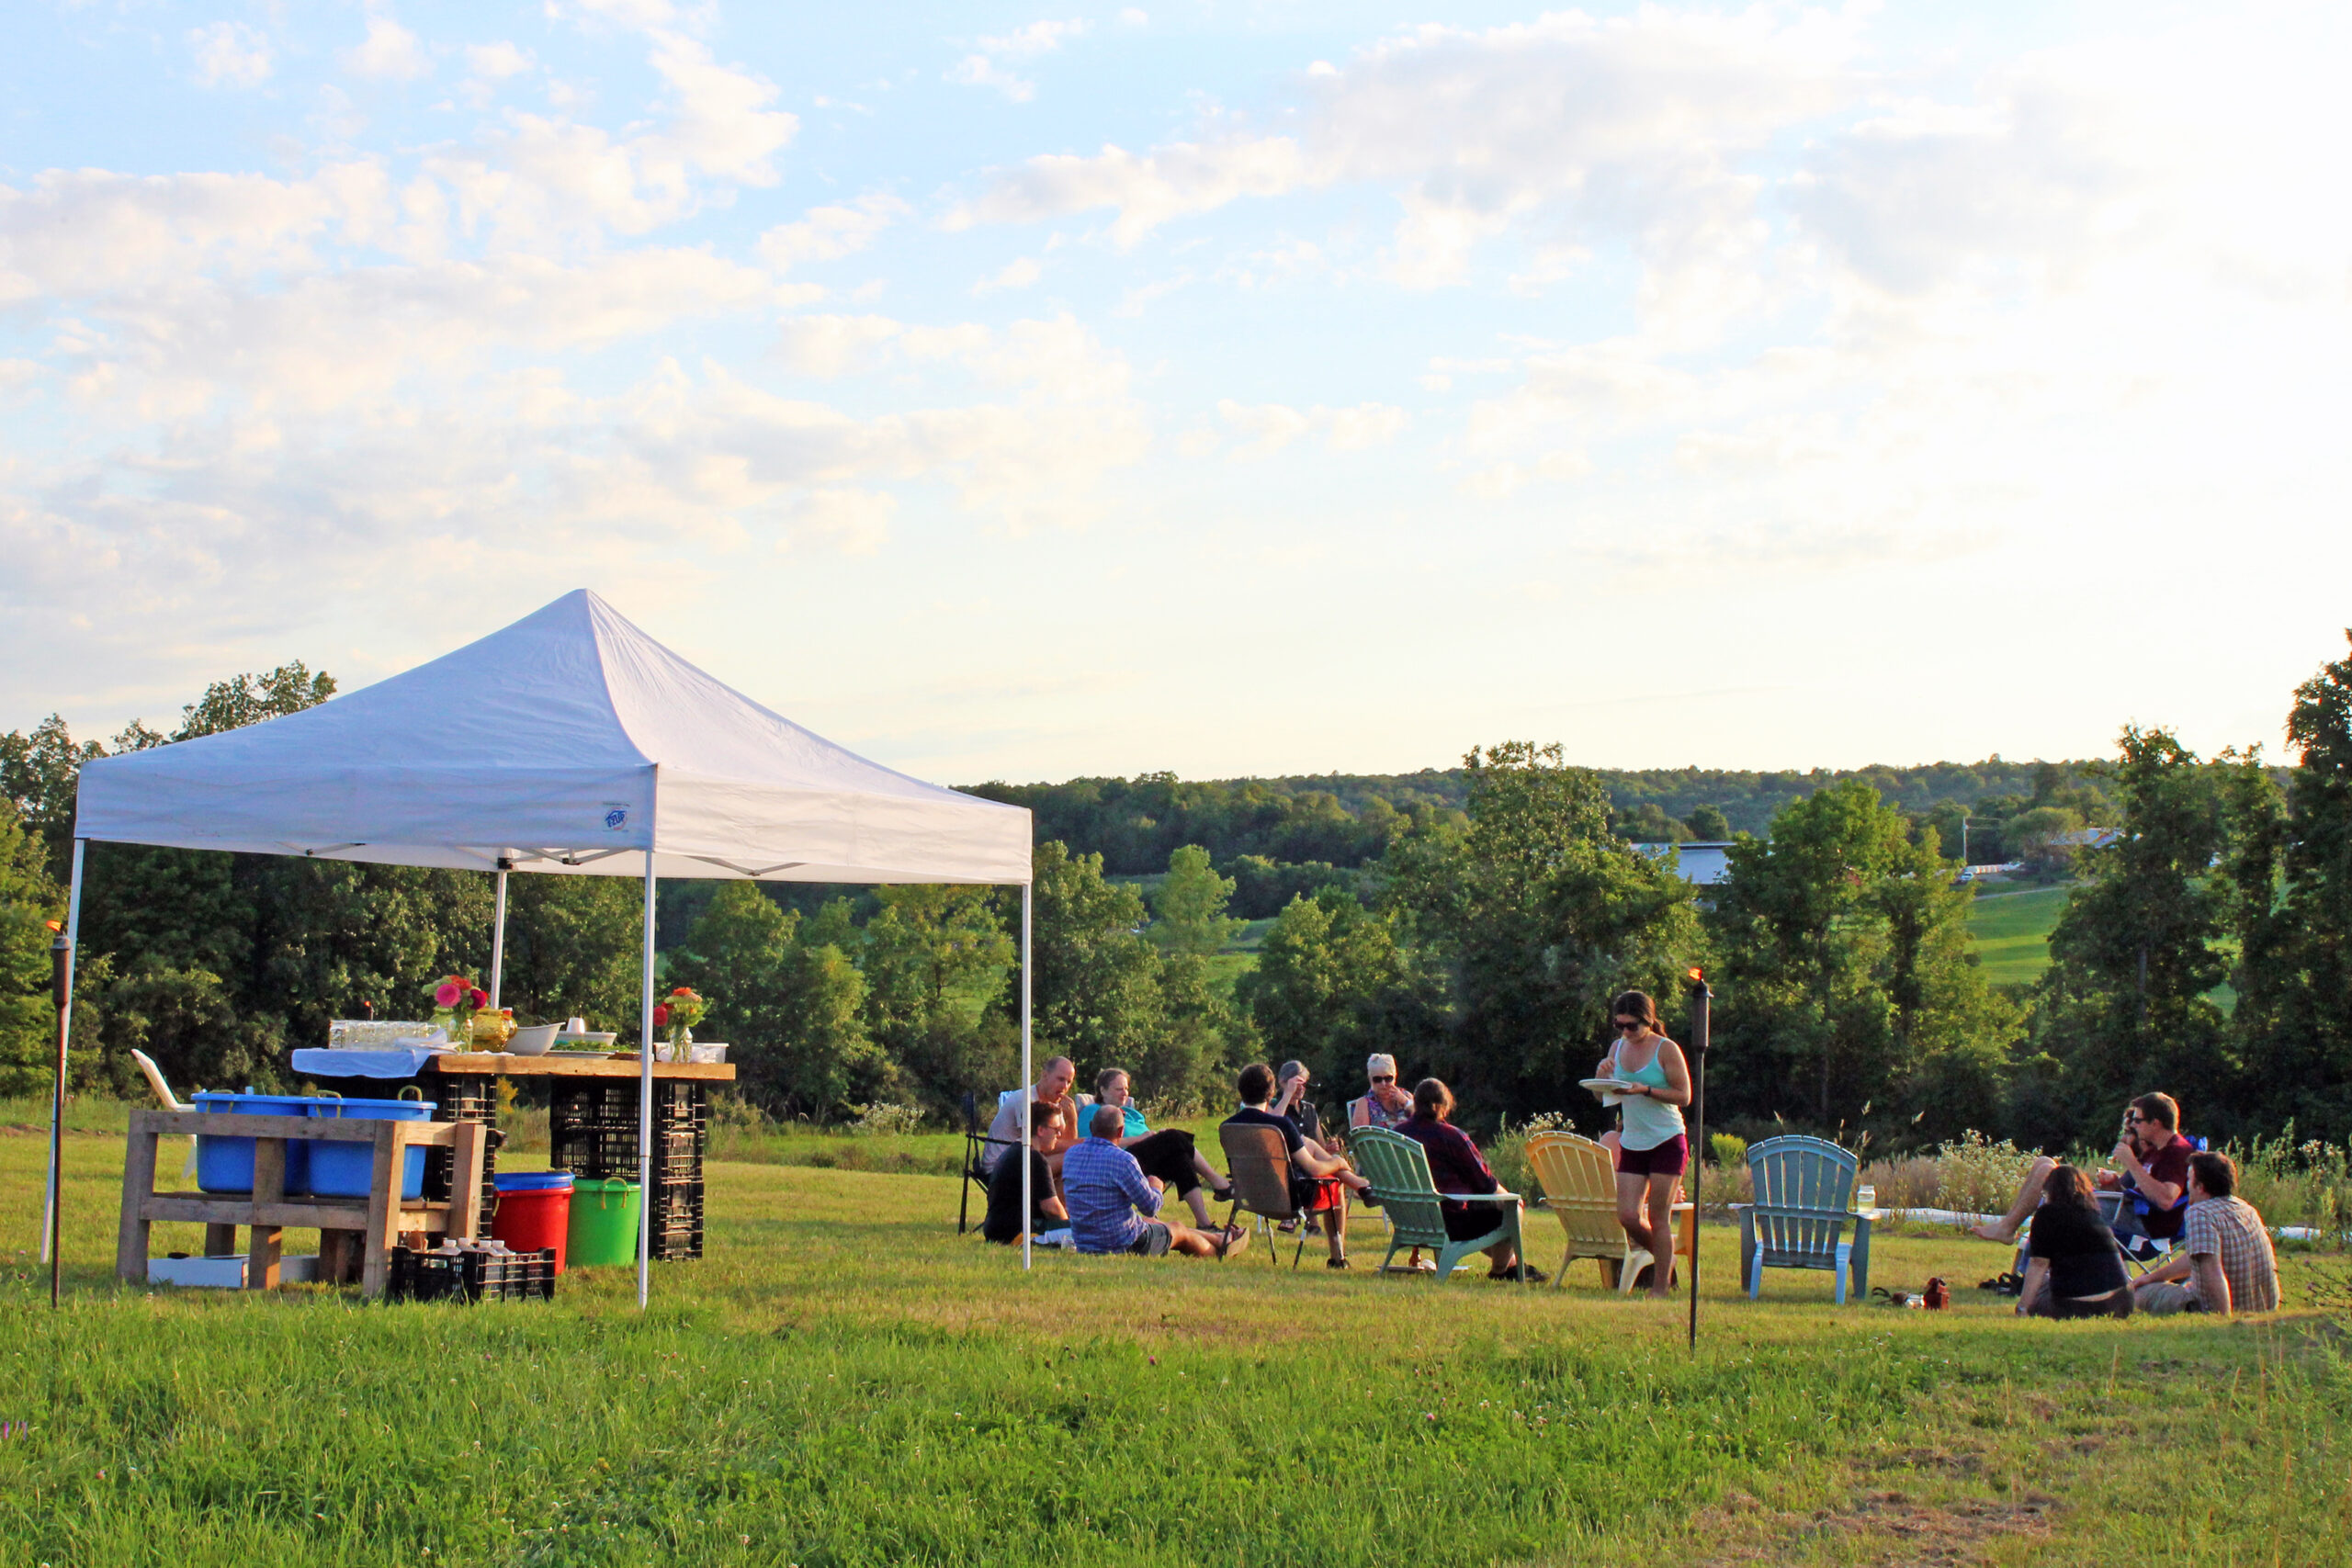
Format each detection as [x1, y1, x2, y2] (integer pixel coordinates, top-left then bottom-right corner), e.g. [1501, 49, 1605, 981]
[1591, 989, 1690, 1299]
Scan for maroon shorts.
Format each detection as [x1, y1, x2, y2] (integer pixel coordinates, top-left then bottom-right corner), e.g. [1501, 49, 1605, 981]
[1617, 1134, 1688, 1178]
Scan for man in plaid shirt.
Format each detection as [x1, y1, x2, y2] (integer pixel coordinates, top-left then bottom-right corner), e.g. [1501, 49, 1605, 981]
[1062, 1106, 1245, 1259]
[2132, 1152, 2278, 1315]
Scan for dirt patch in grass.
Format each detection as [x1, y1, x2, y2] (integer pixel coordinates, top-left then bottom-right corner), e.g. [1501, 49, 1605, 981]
[1697, 1483, 2054, 1566]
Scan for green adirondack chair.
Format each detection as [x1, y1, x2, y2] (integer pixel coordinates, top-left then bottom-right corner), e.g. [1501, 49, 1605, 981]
[1732, 1134, 1873, 1303]
[1349, 1127, 1531, 1281]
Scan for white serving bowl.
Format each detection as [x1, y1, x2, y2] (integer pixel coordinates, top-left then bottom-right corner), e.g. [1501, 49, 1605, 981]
[508, 1023, 559, 1055]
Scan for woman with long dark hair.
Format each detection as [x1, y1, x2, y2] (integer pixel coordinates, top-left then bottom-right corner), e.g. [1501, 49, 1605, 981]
[1396, 1077, 1544, 1282]
[1592, 988, 1690, 1299]
[2019, 1164, 2134, 1319]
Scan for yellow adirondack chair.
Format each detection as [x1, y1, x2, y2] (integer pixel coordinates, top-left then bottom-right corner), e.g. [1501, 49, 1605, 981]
[1524, 1129, 1693, 1292]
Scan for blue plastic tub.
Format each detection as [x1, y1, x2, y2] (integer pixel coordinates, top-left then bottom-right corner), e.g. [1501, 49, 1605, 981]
[193, 1092, 316, 1194]
[305, 1096, 436, 1200]
[492, 1171, 574, 1193]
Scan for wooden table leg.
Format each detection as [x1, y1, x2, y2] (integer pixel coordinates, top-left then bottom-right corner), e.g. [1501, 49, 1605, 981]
[204, 1224, 239, 1258]
[246, 1136, 285, 1291]
[319, 1229, 357, 1284]
[117, 1111, 161, 1284]
[450, 1122, 486, 1242]
[360, 1123, 401, 1299]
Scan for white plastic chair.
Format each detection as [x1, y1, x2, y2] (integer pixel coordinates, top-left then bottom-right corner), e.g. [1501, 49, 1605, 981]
[130, 1049, 199, 1179]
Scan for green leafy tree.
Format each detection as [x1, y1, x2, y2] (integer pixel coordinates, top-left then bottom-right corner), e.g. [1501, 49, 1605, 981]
[994, 841, 1166, 1091]
[1684, 804, 1733, 840]
[0, 716, 105, 878]
[669, 881, 890, 1116]
[1871, 828, 2017, 1141]
[1237, 886, 1432, 1092]
[2031, 726, 2226, 1142]
[0, 805, 62, 1094]
[1386, 742, 1701, 1122]
[858, 884, 1015, 1110]
[1149, 845, 1242, 957]
[1711, 779, 1913, 1124]
[498, 874, 644, 1031]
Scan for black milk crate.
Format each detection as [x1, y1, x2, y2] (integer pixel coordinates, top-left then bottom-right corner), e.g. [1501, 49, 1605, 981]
[388, 1247, 557, 1303]
[419, 1071, 502, 1235]
[546, 1078, 711, 1258]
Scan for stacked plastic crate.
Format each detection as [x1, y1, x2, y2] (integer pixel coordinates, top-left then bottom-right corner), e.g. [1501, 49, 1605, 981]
[548, 1078, 707, 1260]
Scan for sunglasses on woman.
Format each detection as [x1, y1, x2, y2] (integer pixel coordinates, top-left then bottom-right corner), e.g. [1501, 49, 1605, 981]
[1370, 1075, 1395, 1084]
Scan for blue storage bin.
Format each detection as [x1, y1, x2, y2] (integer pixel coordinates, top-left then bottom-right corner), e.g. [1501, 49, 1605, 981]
[193, 1091, 316, 1194]
[306, 1096, 437, 1200]
[493, 1171, 573, 1192]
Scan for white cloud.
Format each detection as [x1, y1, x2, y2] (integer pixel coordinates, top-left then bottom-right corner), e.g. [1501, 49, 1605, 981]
[757, 194, 908, 270]
[189, 22, 273, 89]
[772, 313, 904, 378]
[1216, 399, 1406, 458]
[343, 9, 433, 84]
[466, 42, 534, 81]
[973, 255, 1042, 295]
[947, 17, 1091, 102]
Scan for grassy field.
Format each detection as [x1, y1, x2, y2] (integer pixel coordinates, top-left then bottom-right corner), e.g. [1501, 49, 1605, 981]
[1964, 884, 2072, 987]
[7, 1110, 2351, 1566]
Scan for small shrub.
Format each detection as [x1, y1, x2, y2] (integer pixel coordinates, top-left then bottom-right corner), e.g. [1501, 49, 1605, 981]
[1487, 1111, 1573, 1199]
[846, 1100, 925, 1138]
[2224, 1128, 2351, 1240]
[1708, 1133, 1747, 1170]
[1933, 1130, 2039, 1219]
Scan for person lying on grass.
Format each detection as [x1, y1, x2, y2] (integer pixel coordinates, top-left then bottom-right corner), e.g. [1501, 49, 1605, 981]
[985, 1055, 1084, 1185]
[1973, 1091, 2195, 1263]
[2131, 1152, 2278, 1316]
[1064, 1105, 1246, 1260]
[981, 1103, 1070, 1247]
[2015, 1163, 2133, 1320]
[1396, 1077, 1546, 1284]
[1091, 1068, 1236, 1230]
[1225, 1062, 1373, 1269]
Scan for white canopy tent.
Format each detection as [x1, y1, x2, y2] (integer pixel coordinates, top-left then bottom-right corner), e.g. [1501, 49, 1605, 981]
[52, 590, 1040, 1300]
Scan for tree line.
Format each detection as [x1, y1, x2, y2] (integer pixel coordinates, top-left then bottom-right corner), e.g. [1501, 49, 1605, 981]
[6, 638, 2351, 1151]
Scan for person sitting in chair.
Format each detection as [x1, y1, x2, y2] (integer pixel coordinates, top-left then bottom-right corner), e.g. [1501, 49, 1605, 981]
[1396, 1077, 1544, 1283]
[984, 1055, 1083, 1182]
[1973, 1091, 2194, 1261]
[1063, 1106, 1243, 1259]
[1348, 1053, 1414, 1132]
[1092, 1067, 1234, 1229]
[981, 1102, 1070, 1246]
[2131, 1152, 2278, 1316]
[1225, 1062, 1371, 1269]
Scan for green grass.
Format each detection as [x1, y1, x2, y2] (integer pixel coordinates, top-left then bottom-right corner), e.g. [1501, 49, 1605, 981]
[1965, 884, 2074, 987]
[7, 1112, 2352, 1565]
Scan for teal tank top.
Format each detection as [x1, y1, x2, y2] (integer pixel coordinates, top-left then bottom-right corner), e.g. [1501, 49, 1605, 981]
[1611, 1039, 1686, 1151]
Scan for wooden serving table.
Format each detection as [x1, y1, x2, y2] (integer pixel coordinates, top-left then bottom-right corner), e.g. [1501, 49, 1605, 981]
[423, 1054, 733, 1262]
[118, 1110, 487, 1297]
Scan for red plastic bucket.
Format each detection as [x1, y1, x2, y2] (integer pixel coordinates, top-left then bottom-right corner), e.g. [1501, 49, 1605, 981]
[491, 1172, 574, 1273]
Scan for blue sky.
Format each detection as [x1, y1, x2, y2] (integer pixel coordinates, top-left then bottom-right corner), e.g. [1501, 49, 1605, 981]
[5, 1, 2349, 783]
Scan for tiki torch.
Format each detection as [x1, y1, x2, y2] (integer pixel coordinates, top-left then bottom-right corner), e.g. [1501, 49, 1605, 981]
[48, 920, 70, 1310]
[1685, 965, 1711, 1354]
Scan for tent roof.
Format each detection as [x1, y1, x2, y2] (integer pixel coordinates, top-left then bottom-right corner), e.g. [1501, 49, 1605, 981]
[74, 590, 1030, 884]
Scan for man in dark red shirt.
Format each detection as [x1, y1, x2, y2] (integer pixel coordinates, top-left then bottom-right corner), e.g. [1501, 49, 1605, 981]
[1973, 1091, 2192, 1255]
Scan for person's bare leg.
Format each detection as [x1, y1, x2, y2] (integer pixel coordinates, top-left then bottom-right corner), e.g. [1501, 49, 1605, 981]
[1164, 1221, 1245, 1258]
[1484, 1238, 1522, 1276]
[1616, 1171, 1658, 1256]
[1645, 1171, 1679, 1297]
[1190, 1149, 1226, 1190]
[1971, 1156, 2054, 1243]
[1184, 1186, 1214, 1228]
[1325, 1200, 1347, 1262]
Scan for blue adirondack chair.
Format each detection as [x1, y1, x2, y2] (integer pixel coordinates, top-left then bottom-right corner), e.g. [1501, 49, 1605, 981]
[1733, 1135, 1872, 1303]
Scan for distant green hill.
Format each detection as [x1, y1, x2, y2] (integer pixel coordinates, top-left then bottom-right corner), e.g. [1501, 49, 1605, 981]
[1965, 884, 2072, 987]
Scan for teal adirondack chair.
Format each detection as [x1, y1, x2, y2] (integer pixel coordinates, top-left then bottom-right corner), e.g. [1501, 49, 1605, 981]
[1350, 1128, 1531, 1281]
[1733, 1135, 1872, 1303]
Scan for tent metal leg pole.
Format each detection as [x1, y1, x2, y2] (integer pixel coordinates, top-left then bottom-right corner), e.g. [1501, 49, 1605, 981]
[638, 852, 656, 1311]
[41, 839, 85, 1269]
[1020, 881, 1032, 1274]
[489, 866, 509, 1010]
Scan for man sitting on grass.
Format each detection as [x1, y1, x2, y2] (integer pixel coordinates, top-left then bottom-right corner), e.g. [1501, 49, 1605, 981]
[981, 1102, 1069, 1246]
[1225, 1063, 1373, 1269]
[2131, 1152, 2278, 1316]
[1063, 1105, 1245, 1260]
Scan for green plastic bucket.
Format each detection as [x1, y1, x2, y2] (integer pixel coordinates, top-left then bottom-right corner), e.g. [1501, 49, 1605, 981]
[565, 1179, 642, 1268]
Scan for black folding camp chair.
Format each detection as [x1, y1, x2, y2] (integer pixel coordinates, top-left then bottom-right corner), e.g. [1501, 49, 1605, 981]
[958, 1090, 1018, 1235]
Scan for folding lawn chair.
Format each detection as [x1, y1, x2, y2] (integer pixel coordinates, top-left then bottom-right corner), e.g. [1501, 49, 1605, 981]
[957, 1090, 1020, 1235]
[1217, 1122, 1337, 1269]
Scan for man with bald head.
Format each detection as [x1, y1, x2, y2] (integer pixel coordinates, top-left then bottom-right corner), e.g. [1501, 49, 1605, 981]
[1063, 1104, 1245, 1259]
[986, 1055, 1083, 1180]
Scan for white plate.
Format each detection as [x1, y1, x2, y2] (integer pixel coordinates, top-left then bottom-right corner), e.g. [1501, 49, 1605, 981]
[1580, 1077, 1641, 1095]
[553, 1031, 617, 1047]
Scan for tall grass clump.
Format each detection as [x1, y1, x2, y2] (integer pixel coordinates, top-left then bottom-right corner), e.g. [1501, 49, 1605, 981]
[1486, 1111, 1572, 1198]
[1929, 1129, 2040, 1219]
[2224, 1125, 2352, 1241]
